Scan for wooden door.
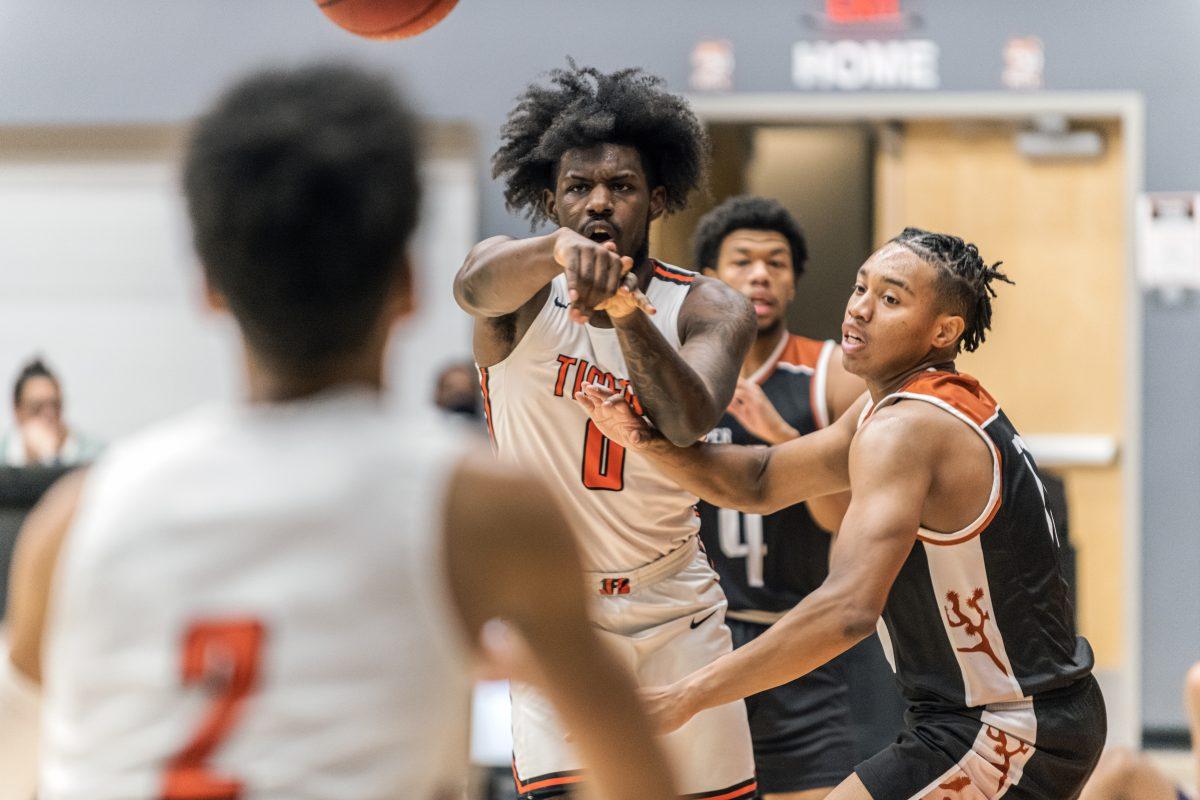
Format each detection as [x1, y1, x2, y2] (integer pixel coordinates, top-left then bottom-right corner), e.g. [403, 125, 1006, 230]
[875, 120, 1127, 669]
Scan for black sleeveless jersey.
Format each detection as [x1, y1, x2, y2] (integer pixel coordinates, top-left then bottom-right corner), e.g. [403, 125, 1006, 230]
[863, 370, 1094, 707]
[698, 334, 838, 615]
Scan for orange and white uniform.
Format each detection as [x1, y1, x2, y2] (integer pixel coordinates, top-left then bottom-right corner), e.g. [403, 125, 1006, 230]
[39, 391, 472, 800]
[481, 264, 756, 799]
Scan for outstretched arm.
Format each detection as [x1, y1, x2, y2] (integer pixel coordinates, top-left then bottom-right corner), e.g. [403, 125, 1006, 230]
[445, 455, 676, 800]
[1, 470, 86, 800]
[454, 229, 633, 320]
[639, 413, 928, 733]
[611, 277, 755, 446]
[577, 384, 863, 513]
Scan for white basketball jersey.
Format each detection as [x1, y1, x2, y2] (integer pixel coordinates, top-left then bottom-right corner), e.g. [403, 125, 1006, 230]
[480, 264, 700, 572]
[40, 390, 472, 800]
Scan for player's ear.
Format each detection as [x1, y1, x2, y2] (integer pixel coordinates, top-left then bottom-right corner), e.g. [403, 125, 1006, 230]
[931, 313, 966, 351]
[201, 274, 228, 313]
[648, 186, 666, 222]
[542, 188, 559, 224]
[388, 253, 416, 321]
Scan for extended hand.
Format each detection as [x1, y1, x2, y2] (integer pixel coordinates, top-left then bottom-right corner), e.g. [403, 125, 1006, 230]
[595, 271, 656, 319]
[640, 682, 697, 735]
[553, 228, 634, 323]
[574, 383, 654, 450]
[728, 378, 798, 445]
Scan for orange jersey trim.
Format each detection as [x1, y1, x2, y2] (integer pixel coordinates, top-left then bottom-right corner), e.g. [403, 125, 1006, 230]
[890, 370, 999, 428]
[511, 762, 585, 795]
[684, 778, 759, 799]
[653, 262, 696, 284]
[478, 366, 496, 449]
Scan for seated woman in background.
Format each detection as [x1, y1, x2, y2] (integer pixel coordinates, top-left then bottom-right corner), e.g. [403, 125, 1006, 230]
[1, 358, 102, 468]
[1081, 663, 1200, 800]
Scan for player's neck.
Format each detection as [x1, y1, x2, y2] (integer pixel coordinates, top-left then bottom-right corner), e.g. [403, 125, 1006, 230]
[867, 355, 956, 403]
[740, 325, 788, 379]
[243, 348, 386, 404]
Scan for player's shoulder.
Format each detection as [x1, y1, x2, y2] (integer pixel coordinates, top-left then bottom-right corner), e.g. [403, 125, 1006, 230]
[778, 334, 829, 371]
[677, 270, 754, 327]
[890, 369, 999, 428]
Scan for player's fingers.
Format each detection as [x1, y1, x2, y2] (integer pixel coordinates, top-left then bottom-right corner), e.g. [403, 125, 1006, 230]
[620, 255, 635, 275]
[575, 247, 597, 308]
[582, 382, 615, 401]
[563, 247, 581, 305]
[601, 251, 623, 298]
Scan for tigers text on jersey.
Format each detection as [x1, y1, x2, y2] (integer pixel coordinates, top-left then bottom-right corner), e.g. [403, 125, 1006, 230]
[40, 390, 472, 800]
[699, 333, 837, 615]
[480, 263, 700, 572]
[861, 370, 1094, 709]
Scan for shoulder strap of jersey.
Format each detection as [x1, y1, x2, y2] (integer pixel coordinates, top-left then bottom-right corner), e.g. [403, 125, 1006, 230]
[864, 370, 1003, 546]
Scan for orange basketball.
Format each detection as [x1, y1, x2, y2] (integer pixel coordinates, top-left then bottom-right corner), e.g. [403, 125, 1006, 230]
[316, 0, 459, 41]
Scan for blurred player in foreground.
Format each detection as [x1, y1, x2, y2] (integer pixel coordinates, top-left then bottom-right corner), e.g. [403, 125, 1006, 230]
[692, 196, 866, 799]
[1080, 662, 1200, 800]
[454, 62, 757, 799]
[0, 63, 675, 800]
[578, 228, 1105, 799]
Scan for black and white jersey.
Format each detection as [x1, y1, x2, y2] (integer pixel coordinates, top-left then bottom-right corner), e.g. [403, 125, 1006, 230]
[698, 333, 838, 615]
[861, 370, 1094, 708]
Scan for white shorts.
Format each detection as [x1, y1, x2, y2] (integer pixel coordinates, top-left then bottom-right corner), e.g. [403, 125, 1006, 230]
[511, 538, 757, 798]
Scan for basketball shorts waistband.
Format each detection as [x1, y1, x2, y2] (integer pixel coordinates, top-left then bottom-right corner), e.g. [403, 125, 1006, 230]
[586, 537, 699, 596]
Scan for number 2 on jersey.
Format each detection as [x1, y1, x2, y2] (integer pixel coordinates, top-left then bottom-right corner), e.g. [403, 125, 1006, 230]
[581, 419, 626, 491]
[162, 619, 265, 800]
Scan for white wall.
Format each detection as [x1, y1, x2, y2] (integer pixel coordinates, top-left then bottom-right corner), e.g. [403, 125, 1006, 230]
[0, 131, 477, 442]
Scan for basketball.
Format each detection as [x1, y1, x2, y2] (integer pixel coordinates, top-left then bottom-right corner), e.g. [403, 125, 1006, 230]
[315, 0, 458, 40]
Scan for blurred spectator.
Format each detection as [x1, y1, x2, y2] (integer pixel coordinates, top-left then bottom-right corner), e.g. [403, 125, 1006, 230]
[434, 361, 482, 422]
[1, 358, 102, 467]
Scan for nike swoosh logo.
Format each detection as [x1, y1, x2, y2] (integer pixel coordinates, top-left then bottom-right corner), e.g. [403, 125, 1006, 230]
[554, 297, 569, 309]
[690, 610, 718, 629]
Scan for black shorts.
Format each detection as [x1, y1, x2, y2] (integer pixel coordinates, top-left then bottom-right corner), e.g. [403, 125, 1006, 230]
[731, 618, 857, 794]
[855, 675, 1106, 800]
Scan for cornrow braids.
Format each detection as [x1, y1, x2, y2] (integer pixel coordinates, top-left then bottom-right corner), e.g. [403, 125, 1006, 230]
[891, 227, 1014, 353]
[492, 59, 709, 226]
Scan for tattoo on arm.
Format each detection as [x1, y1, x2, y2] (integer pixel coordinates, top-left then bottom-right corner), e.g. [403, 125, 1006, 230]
[615, 278, 754, 446]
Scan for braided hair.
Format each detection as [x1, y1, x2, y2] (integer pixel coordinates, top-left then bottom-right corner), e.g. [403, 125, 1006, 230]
[891, 227, 1014, 353]
[492, 60, 708, 226]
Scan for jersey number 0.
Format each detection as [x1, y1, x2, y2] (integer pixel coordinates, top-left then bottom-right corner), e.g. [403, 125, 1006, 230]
[581, 420, 626, 491]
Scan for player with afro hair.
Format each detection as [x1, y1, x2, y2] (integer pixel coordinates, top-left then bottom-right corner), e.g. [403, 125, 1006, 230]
[454, 61, 760, 800]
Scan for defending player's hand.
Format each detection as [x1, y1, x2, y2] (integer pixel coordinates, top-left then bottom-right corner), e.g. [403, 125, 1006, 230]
[575, 383, 654, 449]
[639, 683, 697, 735]
[553, 228, 634, 323]
[727, 378, 799, 445]
[595, 271, 656, 319]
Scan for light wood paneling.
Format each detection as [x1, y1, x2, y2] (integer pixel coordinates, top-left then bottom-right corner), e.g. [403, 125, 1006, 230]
[875, 120, 1127, 666]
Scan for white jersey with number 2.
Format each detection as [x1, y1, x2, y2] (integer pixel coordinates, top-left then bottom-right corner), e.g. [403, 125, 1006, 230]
[40, 389, 472, 800]
[479, 264, 700, 572]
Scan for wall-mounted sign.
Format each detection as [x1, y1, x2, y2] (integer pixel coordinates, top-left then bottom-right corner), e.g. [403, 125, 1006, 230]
[1003, 36, 1044, 90]
[690, 40, 735, 92]
[792, 39, 939, 90]
[802, 0, 918, 32]
[1138, 193, 1200, 299]
[826, 0, 900, 24]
